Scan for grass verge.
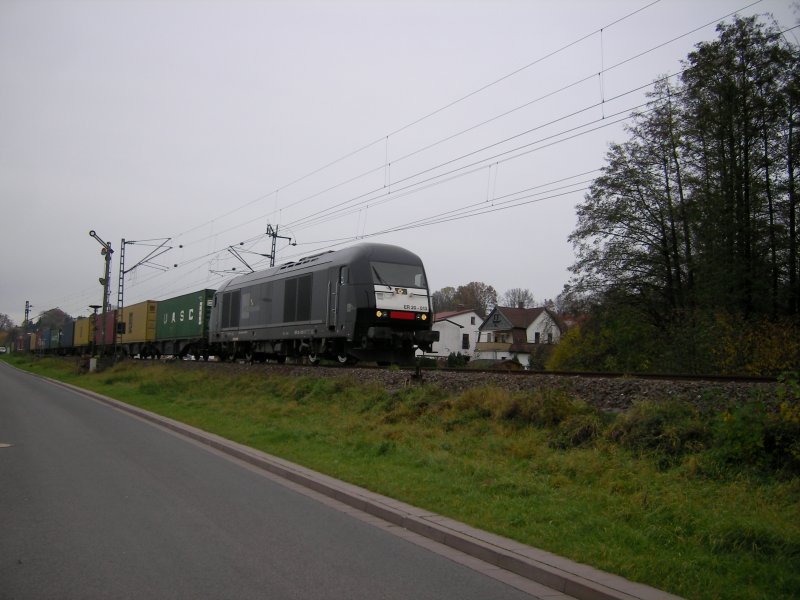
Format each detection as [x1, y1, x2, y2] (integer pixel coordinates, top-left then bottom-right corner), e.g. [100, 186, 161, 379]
[4, 354, 799, 600]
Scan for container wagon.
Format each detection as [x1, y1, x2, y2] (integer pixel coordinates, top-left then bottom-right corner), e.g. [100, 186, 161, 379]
[48, 327, 61, 352]
[155, 289, 215, 359]
[73, 317, 92, 355]
[40, 329, 52, 353]
[61, 320, 75, 355]
[117, 300, 157, 357]
[93, 310, 117, 355]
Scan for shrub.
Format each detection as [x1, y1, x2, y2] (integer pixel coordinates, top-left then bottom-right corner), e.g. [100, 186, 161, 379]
[528, 344, 553, 371]
[506, 389, 578, 427]
[446, 352, 468, 368]
[455, 386, 515, 420]
[608, 400, 707, 459]
[710, 401, 767, 469]
[549, 411, 604, 449]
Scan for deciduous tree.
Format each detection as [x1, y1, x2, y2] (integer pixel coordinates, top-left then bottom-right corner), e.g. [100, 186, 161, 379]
[501, 288, 535, 308]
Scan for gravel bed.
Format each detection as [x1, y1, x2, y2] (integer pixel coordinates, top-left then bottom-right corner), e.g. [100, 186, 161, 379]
[166, 360, 780, 412]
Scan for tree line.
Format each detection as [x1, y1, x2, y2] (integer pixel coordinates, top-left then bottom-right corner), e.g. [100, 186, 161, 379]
[432, 283, 552, 317]
[555, 15, 800, 375]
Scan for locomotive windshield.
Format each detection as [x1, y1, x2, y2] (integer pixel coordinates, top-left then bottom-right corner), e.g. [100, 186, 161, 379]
[371, 262, 427, 288]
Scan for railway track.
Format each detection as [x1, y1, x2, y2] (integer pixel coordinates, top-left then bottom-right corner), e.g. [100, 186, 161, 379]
[61, 350, 783, 385]
[175, 358, 777, 385]
[146, 357, 782, 410]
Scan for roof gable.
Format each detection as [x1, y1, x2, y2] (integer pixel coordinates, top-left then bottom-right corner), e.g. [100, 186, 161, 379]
[480, 306, 565, 332]
[434, 308, 481, 322]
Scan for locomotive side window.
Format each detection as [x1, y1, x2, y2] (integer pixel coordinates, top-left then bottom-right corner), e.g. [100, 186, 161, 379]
[297, 275, 312, 321]
[284, 274, 313, 322]
[230, 290, 241, 327]
[370, 262, 427, 288]
[339, 266, 349, 285]
[221, 289, 241, 328]
[221, 294, 230, 327]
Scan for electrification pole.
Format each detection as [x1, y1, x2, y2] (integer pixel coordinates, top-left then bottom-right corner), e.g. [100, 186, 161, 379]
[115, 237, 171, 356]
[266, 224, 294, 267]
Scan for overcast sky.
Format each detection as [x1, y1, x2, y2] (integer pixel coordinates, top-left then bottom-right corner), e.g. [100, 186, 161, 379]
[1, 0, 797, 325]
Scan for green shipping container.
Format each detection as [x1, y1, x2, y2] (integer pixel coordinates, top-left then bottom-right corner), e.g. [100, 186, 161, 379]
[155, 289, 215, 341]
[49, 328, 60, 350]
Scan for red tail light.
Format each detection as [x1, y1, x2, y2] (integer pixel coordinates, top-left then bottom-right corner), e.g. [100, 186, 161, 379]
[389, 311, 415, 320]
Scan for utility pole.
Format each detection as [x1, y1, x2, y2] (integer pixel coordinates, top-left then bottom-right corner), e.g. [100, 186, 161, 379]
[24, 300, 32, 329]
[265, 224, 294, 267]
[89, 230, 113, 356]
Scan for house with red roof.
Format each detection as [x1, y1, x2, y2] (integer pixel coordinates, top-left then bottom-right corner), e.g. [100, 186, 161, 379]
[474, 305, 565, 367]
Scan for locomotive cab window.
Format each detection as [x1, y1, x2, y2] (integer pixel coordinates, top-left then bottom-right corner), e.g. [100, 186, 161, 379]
[370, 262, 426, 288]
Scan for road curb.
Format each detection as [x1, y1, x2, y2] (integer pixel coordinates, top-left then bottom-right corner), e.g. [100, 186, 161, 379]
[46, 376, 684, 600]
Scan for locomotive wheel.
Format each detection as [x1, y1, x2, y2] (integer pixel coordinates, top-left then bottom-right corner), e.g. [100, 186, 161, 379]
[308, 354, 320, 366]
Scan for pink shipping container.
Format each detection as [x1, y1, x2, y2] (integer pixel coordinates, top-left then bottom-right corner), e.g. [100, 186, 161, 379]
[93, 309, 117, 349]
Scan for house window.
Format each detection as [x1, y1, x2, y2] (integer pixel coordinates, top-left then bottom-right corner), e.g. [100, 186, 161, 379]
[548, 332, 553, 343]
[534, 332, 541, 344]
[462, 333, 469, 350]
[470, 316, 475, 325]
[486, 333, 492, 343]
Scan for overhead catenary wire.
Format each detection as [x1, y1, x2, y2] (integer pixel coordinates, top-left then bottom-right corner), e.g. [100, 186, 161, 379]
[43, 0, 777, 316]
[282, 95, 658, 234]
[171, 2, 739, 256]
[113, 87, 675, 306]
[161, 0, 669, 245]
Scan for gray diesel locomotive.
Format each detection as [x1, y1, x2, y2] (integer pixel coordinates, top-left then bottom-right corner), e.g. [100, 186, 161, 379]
[208, 243, 439, 365]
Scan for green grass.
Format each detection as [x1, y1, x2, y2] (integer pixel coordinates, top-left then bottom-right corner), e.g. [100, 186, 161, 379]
[4, 354, 799, 600]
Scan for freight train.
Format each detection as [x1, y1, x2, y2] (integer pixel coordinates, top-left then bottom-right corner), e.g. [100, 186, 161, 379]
[16, 243, 439, 365]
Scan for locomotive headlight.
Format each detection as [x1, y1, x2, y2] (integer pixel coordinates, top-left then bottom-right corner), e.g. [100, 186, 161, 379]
[376, 310, 383, 318]
[421, 314, 428, 321]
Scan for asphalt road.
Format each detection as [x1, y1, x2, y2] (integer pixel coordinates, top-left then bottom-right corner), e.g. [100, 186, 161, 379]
[0, 362, 539, 600]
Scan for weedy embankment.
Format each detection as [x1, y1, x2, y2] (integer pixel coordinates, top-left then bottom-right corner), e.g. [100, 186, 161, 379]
[5, 355, 799, 600]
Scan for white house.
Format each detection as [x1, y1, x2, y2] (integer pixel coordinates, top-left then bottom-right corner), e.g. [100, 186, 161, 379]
[427, 308, 483, 359]
[474, 306, 565, 367]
